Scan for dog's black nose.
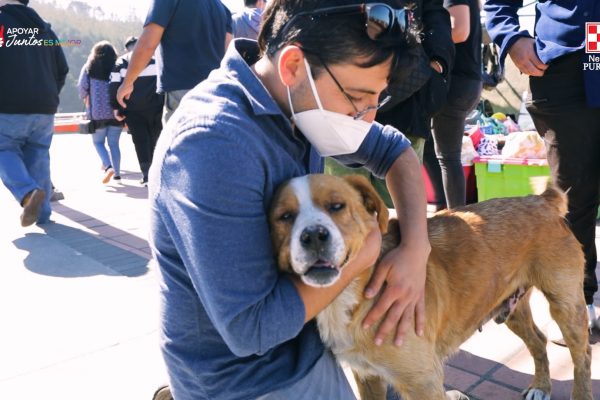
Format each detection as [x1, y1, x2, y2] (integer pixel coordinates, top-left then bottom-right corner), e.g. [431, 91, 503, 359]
[300, 225, 330, 249]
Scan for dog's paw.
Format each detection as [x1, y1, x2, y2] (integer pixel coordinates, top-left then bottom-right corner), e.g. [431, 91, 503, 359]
[446, 390, 469, 400]
[522, 387, 550, 400]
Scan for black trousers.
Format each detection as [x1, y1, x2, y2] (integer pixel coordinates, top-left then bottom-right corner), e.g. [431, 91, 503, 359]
[425, 75, 482, 209]
[125, 107, 163, 180]
[526, 51, 600, 305]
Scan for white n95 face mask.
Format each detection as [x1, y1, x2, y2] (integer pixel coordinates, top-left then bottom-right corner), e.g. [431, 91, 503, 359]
[287, 58, 373, 157]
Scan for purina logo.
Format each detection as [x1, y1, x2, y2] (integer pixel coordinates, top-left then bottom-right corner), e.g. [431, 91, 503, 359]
[584, 22, 600, 71]
[587, 22, 600, 53]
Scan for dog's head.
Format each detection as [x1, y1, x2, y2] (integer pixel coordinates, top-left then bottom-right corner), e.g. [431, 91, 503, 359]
[269, 174, 389, 287]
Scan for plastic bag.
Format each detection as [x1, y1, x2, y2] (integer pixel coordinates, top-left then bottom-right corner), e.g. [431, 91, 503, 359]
[503, 117, 521, 133]
[501, 131, 546, 159]
[461, 136, 479, 166]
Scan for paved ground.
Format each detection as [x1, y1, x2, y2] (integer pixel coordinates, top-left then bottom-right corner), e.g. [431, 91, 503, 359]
[1, 132, 600, 399]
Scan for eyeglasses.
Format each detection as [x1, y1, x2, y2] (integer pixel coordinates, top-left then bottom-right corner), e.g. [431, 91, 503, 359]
[306, 49, 391, 120]
[280, 3, 413, 45]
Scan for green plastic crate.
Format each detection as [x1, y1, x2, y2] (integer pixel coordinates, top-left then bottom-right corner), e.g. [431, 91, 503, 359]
[474, 156, 550, 201]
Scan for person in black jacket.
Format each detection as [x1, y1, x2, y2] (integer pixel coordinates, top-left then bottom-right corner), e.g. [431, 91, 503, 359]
[423, 0, 482, 210]
[0, 0, 68, 226]
[110, 36, 164, 185]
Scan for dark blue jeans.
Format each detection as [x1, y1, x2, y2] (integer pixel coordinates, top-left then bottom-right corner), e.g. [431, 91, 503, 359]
[526, 51, 600, 305]
[425, 76, 482, 209]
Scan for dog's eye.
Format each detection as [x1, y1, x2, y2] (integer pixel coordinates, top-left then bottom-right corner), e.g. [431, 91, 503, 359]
[328, 202, 346, 213]
[278, 212, 296, 222]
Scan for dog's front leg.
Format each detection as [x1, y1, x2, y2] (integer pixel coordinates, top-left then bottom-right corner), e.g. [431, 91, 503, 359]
[352, 371, 387, 400]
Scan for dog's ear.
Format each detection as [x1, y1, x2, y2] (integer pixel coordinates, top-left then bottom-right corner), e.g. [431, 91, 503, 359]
[343, 175, 389, 234]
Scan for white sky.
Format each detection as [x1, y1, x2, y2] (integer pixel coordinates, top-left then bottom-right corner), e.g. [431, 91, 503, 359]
[41, 0, 534, 33]
[44, 0, 244, 20]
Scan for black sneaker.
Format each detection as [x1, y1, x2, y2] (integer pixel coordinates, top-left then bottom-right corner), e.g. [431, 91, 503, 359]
[140, 177, 148, 186]
[113, 175, 121, 181]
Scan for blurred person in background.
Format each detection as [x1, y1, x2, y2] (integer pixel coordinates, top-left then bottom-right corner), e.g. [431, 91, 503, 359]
[423, 0, 483, 209]
[232, 0, 266, 40]
[0, 0, 68, 226]
[485, 0, 600, 329]
[78, 40, 124, 184]
[110, 36, 163, 186]
[116, 0, 233, 123]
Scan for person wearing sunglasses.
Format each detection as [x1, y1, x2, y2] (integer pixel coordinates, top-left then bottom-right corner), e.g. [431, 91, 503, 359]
[148, 2, 429, 400]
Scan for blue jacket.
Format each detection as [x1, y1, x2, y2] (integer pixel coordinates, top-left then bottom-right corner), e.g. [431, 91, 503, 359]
[148, 39, 411, 400]
[485, 0, 600, 107]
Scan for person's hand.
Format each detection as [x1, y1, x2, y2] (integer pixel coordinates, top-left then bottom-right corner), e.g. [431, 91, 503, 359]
[116, 82, 134, 108]
[113, 109, 125, 121]
[357, 223, 383, 274]
[508, 37, 548, 77]
[362, 242, 428, 347]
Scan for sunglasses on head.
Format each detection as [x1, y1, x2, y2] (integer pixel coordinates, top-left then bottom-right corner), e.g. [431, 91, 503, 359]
[280, 3, 413, 44]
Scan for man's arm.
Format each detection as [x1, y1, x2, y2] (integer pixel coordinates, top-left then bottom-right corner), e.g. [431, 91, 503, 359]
[484, 0, 547, 76]
[116, 22, 164, 108]
[362, 147, 430, 346]
[77, 66, 89, 106]
[448, 4, 470, 43]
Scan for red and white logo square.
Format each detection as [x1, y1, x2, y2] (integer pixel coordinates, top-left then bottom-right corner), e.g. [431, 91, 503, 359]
[587, 22, 600, 53]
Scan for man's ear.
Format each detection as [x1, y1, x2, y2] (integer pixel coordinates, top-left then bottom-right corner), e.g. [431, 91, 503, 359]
[343, 175, 389, 233]
[277, 45, 306, 88]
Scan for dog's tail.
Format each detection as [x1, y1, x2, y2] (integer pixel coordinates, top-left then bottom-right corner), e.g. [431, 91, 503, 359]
[531, 176, 568, 217]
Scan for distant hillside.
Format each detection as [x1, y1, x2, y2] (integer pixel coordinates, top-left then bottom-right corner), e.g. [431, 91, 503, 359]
[30, 0, 144, 112]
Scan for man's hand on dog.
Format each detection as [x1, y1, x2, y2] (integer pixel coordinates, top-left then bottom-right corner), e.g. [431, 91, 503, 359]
[362, 243, 428, 346]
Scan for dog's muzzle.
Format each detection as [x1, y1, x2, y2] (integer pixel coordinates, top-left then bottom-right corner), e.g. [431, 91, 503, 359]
[294, 224, 345, 287]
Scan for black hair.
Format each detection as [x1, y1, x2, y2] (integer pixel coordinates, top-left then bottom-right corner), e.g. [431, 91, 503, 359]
[258, 0, 421, 83]
[245, 0, 260, 6]
[124, 36, 138, 51]
[85, 41, 117, 81]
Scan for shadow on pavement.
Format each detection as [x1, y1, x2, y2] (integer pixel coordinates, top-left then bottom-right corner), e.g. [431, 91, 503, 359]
[13, 220, 149, 278]
[106, 183, 149, 200]
[103, 169, 149, 200]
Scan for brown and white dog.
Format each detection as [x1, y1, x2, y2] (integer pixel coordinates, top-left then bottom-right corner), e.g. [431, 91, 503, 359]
[269, 174, 592, 400]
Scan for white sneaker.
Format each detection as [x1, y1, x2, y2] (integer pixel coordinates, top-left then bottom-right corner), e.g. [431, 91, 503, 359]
[587, 304, 598, 330]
